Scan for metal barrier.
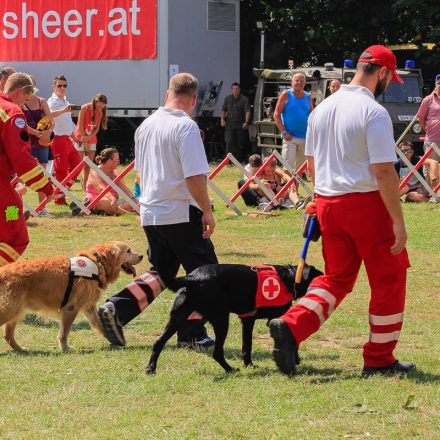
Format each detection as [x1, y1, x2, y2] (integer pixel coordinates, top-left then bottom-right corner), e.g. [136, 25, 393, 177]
[82, 158, 139, 214]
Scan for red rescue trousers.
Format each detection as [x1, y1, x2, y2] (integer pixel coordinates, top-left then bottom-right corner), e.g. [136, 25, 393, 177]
[281, 191, 410, 368]
[0, 182, 28, 266]
[51, 135, 82, 205]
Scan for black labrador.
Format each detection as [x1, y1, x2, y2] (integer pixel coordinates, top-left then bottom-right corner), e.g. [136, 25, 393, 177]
[146, 263, 322, 374]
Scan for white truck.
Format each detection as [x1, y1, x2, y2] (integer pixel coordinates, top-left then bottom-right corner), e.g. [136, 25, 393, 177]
[0, 0, 240, 157]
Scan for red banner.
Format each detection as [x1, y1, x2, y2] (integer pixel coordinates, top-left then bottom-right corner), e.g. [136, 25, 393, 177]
[0, 0, 157, 61]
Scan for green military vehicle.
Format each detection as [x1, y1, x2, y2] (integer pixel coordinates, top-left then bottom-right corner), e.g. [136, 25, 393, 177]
[251, 62, 424, 155]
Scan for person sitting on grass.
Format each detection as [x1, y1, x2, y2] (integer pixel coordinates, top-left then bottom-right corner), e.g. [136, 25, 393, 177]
[395, 141, 439, 203]
[237, 154, 264, 206]
[258, 158, 308, 209]
[85, 147, 137, 215]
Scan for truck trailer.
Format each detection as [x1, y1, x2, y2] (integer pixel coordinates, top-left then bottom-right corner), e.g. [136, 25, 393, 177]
[0, 0, 240, 158]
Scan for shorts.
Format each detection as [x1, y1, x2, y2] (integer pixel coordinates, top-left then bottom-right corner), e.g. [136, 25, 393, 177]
[31, 145, 50, 164]
[281, 137, 306, 171]
[406, 181, 428, 196]
[424, 140, 440, 162]
[76, 143, 97, 153]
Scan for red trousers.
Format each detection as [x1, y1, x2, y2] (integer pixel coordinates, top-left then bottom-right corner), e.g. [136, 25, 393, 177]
[51, 135, 82, 204]
[281, 191, 410, 367]
[0, 182, 28, 266]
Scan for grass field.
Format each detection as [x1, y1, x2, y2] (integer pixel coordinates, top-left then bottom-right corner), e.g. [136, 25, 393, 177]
[1, 165, 439, 439]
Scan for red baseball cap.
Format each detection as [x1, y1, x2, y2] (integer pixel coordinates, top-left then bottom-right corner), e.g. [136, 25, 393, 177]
[358, 45, 403, 83]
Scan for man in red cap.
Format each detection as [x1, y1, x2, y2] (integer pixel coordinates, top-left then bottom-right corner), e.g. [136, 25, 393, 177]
[269, 45, 415, 377]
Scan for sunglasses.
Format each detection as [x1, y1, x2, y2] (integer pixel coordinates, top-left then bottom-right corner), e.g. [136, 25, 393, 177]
[20, 85, 38, 94]
[56, 84, 68, 88]
[401, 149, 413, 153]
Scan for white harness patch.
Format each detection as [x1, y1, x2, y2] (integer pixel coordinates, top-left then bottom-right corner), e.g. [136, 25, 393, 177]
[69, 257, 99, 279]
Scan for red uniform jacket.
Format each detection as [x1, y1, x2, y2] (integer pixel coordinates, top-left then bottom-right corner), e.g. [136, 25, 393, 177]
[0, 92, 52, 265]
[0, 92, 52, 195]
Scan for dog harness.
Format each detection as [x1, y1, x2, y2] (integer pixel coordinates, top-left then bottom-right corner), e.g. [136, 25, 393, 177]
[254, 265, 291, 307]
[61, 257, 101, 308]
[239, 265, 292, 318]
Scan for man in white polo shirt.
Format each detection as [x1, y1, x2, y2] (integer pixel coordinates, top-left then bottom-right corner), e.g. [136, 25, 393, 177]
[47, 75, 81, 205]
[98, 73, 217, 349]
[270, 45, 415, 377]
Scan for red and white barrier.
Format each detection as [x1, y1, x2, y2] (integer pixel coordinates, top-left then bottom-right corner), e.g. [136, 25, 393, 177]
[228, 152, 279, 205]
[83, 157, 139, 214]
[207, 155, 242, 215]
[10, 161, 90, 217]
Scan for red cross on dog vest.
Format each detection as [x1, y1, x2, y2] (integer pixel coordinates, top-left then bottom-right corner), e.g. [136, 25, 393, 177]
[254, 265, 291, 308]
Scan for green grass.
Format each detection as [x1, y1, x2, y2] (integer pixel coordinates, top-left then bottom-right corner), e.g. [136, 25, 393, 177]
[1, 166, 439, 439]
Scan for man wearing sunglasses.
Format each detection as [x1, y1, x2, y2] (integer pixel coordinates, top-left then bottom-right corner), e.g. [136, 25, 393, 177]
[395, 141, 439, 203]
[47, 75, 82, 206]
[0, 72, 53, 265]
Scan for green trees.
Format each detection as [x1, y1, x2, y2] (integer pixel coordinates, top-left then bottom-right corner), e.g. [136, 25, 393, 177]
[240, 0, 440, 88]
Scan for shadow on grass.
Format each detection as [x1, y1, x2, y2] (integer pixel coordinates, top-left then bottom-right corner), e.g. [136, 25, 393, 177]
[23, 314, 91, 331]
[219, 251, 263, 258]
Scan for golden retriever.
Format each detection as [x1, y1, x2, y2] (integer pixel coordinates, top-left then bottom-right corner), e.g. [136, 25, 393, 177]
[0, 241, 142, 352]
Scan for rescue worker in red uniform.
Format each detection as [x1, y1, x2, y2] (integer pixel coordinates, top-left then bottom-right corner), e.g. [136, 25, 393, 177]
[0, 72, 53, 266]
[269, 45, 416, 377]
[47, 75, 82, 205]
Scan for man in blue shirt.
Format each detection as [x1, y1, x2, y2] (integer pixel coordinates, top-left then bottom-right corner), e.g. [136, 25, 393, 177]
[274, 72, 314, 172]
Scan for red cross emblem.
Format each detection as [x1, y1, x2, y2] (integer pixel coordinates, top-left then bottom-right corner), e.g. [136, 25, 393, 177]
[77, 259, 86, 267]
[262, 277, 280, 300]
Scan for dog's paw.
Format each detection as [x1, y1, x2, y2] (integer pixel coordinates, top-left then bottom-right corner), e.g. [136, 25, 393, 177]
[226, 367, 240, 373]
[145, 365, 156, 375]
[13, 346, 29, 352]
[61, 345, 74, 353]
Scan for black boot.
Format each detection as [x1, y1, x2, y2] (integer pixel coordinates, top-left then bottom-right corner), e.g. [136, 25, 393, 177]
[362, 360, 416, 378]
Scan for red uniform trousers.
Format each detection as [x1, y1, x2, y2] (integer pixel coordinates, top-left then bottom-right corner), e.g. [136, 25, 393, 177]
[51, 135, 82, 205]
[281, 191, 410, 367]
[0, 181, 28, 266]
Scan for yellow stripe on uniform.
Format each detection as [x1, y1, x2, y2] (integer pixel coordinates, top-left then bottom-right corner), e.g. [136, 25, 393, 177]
[0, 242, 20, 261]
[20, 165, 42, 184]
[27, 175, 49, 191]
[0, 108, 10, 122]
[0, 254, 10, 267]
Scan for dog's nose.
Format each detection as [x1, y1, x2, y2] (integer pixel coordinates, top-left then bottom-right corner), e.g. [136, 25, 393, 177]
[139, 255, 143, 261]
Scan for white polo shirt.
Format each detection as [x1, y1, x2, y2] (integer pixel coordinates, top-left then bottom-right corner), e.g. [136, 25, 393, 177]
[305, 84, 397, 196]
[134, 107, 211, 226]
[47, 93, 75, 136]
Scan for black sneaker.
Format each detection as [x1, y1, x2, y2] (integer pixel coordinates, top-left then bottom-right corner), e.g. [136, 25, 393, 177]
[177, 335, 215, 352]
[97, 302, 126, 347]
[362, 360, 416, 378]
[269, 318, 299, 376]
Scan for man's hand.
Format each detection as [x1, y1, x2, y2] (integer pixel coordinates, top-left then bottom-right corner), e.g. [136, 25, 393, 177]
[220, 119, 226, 128]
[202, 211, 216, 238]
[38, 129, 52, 143]
[284, 133, 293, 141]
[390, 221, 407, 255]
[242, 121, 248, 129]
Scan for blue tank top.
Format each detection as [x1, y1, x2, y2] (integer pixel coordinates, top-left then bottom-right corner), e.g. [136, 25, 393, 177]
[281, 89, 310, 139]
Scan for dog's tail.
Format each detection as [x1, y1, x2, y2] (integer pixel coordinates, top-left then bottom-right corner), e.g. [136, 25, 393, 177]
[161, 274, 187, 293]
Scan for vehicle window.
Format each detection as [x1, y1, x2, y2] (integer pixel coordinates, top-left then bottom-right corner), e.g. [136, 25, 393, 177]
[376, 77, 422, 103]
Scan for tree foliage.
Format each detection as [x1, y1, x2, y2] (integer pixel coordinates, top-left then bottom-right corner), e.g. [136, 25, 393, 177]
[240, 0, 440, 89]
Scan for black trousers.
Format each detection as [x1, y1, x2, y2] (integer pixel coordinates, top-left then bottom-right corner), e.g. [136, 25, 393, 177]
[107, 205, 218, 339]
[237, 179, 260, 207]
[225, 127, 245, 161]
